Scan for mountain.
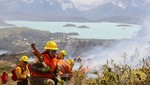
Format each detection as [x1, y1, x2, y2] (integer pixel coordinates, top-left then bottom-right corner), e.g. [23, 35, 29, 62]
[82, 0, 150, 24]
[0, 0, 150, 23]
[0, 0, 84, 21]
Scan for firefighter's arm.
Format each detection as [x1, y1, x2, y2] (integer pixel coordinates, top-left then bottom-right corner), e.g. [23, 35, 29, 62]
[67, 68, 73, 80]
[30, 62, 43, 72]
[31, 62, 50, 73]
[54, 65, 62, 82]
[34, 57, 39, 63]
[15, 67, 27, 79]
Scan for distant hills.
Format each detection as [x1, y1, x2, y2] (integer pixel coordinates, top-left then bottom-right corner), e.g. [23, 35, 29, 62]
[0, 27, 116, 57]
[0, 0, 149, 24]
[0, 27, 69, 53]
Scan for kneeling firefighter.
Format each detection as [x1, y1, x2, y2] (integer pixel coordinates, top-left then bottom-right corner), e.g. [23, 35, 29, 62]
[30, 41, 61, 85]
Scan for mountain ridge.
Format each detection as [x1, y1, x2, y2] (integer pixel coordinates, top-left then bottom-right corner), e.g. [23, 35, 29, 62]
[0, 0, 149, 24]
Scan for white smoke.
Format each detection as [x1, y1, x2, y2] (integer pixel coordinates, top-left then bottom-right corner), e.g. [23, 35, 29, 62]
[80, 17, 150, 70]
[136, 17, 150, 41]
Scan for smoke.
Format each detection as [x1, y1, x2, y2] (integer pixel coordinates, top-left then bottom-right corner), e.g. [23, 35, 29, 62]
[79, 17, 150, 70]
[136, 17, 150, 41]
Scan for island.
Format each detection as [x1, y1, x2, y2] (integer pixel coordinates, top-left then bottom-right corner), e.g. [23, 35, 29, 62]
[63, 24, 76, 27]
[78, 25, 90, 28]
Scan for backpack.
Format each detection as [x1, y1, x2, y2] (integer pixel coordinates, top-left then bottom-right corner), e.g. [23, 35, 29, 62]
[11, 66, 23, 81]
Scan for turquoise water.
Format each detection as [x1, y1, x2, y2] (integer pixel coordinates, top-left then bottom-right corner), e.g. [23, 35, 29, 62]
[5, 21, 141, 39]
[0, 50, 8, 55]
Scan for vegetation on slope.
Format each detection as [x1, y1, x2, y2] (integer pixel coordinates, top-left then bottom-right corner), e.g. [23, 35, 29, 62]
[0, 56, 150, 85]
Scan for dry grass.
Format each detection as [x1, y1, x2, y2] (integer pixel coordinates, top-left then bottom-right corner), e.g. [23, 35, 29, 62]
[0, 57, 150, 85]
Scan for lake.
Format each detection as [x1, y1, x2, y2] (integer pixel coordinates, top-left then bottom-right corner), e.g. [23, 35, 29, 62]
[5, 21, 141, 39]
[0, 50, 8, 55]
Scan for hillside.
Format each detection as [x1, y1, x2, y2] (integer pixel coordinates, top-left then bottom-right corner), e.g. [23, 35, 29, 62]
[0, 27, 69, 53]
[0, 27, 116, 60]
[1, 27, 150, 85]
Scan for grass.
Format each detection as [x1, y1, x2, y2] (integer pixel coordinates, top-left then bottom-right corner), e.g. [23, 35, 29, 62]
[69, 57, 150, 85]
[0, 57, 150, 85]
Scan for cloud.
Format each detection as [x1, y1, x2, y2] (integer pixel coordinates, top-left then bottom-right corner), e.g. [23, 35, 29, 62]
[71, 0, 108, 11]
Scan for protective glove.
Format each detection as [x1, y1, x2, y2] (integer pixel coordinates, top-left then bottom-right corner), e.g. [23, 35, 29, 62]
[56, 77, 61, 82]
[41, 66, 50, 72]
[26, 74, 31, 78]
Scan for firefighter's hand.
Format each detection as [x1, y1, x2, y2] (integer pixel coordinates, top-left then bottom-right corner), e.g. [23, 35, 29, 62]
[63, 74, 69, 78]
[32, 50, 37, 55]
[41, 66, 50, 72]
[27, 74, 30, 78]
[56, 77, 61, 82]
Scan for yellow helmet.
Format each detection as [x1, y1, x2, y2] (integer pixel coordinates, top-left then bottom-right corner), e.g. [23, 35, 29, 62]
[60, 50, 67, 56]
[78, 56, 81, 58]
[20, 55, 29, 62]
[44, 41, 58, 50]
[67, 59, 75, 67]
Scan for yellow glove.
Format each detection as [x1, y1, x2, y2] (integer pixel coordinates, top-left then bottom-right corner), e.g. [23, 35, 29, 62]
[57, 78, 61, 82]
[56, 76, 62, 83]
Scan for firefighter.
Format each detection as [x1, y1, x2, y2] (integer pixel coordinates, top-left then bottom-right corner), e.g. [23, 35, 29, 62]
[30, 40, 61, 85]
[57, 59, 74, 85]
[77, 56, 82, 63]
[57, 59, 74, 80]
[15, 55, 30, 85]
[57, 50, 67, 60]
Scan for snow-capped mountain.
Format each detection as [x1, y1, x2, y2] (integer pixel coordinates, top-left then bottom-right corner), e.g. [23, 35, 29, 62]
[0, 0, 81, 21]
[0, 0, 149, 23]
[81, 0, 150, 23]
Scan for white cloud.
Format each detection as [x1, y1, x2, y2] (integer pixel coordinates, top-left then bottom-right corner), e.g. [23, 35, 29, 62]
[71, 0, 108, 11]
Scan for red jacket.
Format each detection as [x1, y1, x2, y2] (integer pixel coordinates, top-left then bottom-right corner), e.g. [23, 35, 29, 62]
[31, 51, 58, 79]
